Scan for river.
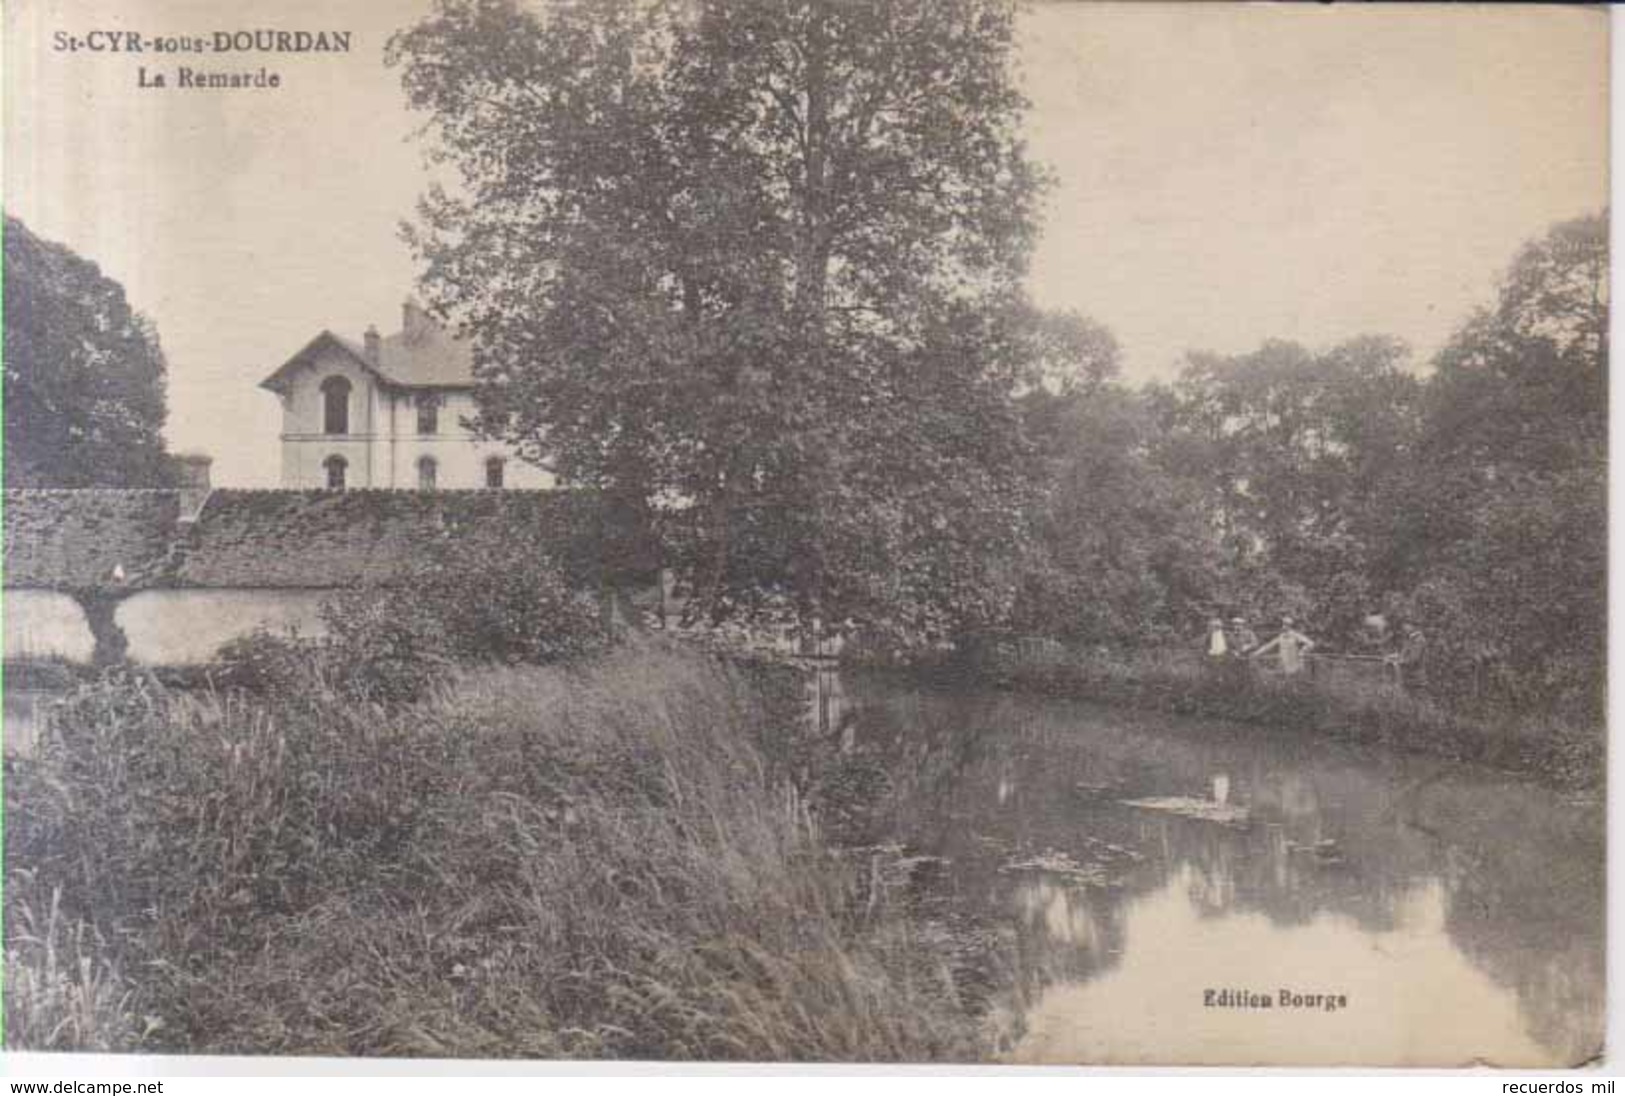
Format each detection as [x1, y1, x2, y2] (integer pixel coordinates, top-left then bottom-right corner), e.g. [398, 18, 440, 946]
[822, 671, 1603, 1067]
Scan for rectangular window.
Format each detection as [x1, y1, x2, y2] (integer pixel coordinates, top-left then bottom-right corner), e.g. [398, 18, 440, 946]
[485, 458, 505, 489]
[417, 394, 440, 435]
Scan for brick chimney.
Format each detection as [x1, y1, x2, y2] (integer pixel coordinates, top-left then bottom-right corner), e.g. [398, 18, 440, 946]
[402, 298, 430, 341]
[364, 324, 381, 363]
[175, 452, 213, 522]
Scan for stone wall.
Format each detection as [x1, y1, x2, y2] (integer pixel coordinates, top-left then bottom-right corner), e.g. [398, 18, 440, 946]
[3, 588, 336, 667]
[2, 590, 97, 662]
[115, 588, 332, 666]
[3, 485, 614, 667]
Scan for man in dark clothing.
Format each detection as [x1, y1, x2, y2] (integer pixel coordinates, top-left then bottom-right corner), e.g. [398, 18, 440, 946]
[1229, 616, 1259, 656]
[1396, 625, 1427, 691]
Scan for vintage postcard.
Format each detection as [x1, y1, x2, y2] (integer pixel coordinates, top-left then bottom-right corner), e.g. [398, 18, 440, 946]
[1, 0, 1607, 1069]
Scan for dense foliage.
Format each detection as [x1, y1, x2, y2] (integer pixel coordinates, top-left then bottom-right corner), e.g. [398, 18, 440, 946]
[1150, 335, 1423, 621]
[219, 533, 606, 706]
[6, 648, 977, 1057]
[386, 0, 1602, 723]
[1011, 381, 1219, 647]
[3, 216, 172, 487]
[1012, 212, 1607, 719]
[389, 0, 1045, 641]
[1397, 213, 1608, 712]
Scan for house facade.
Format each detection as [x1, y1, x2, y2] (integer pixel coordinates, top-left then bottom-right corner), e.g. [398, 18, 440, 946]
[260, 301, 552, 491]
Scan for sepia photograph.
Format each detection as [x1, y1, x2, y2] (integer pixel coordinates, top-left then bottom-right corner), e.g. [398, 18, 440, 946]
[0, 0, 1609, 1070]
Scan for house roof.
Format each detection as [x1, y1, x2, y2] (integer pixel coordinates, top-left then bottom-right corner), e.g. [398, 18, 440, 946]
[370, 322, 477, 388]
[260, 312, 477, 394]
[3, 490, 182, 590]
[3, 488, 607, 592]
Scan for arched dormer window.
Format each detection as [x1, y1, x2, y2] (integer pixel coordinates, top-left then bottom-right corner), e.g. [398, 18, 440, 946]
[485, 457, 505, 489]
[323, 454, 348, 491]
[321, 376, 351, 435]
[417, 455, 438, 491]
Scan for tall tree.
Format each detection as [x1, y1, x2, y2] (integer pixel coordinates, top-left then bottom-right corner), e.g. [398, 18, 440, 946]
[1015, 380, 1221, 647]
[4, 216, 170, 487]
[1399, 211, 1608, 710]
[1419, 212, 1607, 489]
[1151, 335, 1423, 635]
[389, 0, 1045, 639]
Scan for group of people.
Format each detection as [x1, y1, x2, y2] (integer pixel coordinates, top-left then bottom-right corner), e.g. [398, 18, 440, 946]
[1205, 615, 1315, 674]
[1204, 613, 1428, 686]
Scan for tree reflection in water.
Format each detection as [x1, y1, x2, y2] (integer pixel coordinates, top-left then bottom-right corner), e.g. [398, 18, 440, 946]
[831, 673, 1603, 1066]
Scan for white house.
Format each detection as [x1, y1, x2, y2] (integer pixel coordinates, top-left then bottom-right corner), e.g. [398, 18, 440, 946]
[260, 300, 551, 490]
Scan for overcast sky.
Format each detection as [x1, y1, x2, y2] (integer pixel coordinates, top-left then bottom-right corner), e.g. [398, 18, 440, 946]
[5, 1, 1608, 487]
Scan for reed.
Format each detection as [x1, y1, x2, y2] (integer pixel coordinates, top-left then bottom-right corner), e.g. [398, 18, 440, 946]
[5, 643, 979, 1059]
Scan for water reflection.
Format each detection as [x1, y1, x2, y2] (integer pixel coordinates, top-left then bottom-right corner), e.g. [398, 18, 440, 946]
[1014, 878, 1103, 951]
[1012, 869, 1550, 1067]
[836, 674, 1603, 1067]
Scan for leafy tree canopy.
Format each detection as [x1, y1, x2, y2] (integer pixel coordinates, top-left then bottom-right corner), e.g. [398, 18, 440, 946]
[4, 216, 170, 487]
[389, 0, 1047, 638]
[1146, 211, 1607, 712]
[1424, 210, 1607, 482]
[1400, 210, 1608, 711]
[1151, 334, 1423, 608]
[1014, 381, 1220, 647]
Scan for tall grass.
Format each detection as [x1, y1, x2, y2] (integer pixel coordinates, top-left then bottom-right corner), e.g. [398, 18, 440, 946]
[5, 644, 979, 1059]
[4, 887, 138, 1051]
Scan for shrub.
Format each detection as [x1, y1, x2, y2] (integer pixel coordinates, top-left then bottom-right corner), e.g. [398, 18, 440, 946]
[213, 617, 450, 708]
[361, 531, 606, 666]
[213, 628, 325, 695]
[212, 536, 607, 708]
[315, 533, 605, 704]
[318, 587, 459, 706]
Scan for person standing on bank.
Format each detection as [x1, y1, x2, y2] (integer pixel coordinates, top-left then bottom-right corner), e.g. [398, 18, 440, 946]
[1396, 624, 1427, 691]
[1206, 617, 1229, 659]
[1229, 616, 1259, 657]
[1252, 616, 1316, 675]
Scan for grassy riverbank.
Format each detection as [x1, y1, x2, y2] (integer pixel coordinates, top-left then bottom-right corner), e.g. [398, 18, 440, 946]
[5, 644, 981, 1059]
[899, 646, 1602, 792]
